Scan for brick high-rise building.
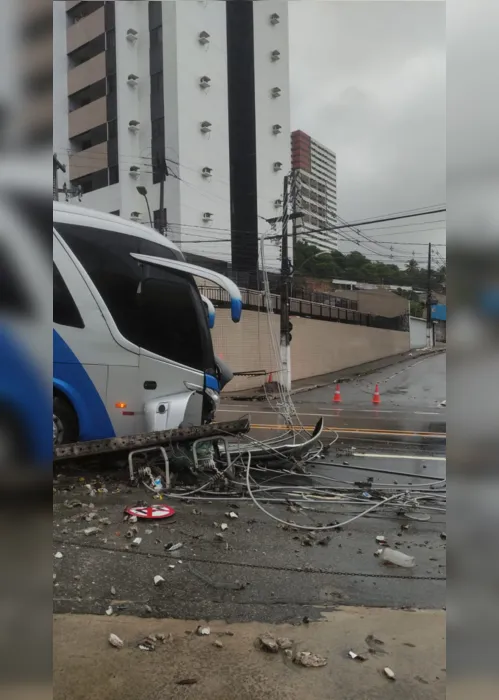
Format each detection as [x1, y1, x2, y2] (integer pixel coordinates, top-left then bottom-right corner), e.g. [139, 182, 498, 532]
[291, 129, 337, 251]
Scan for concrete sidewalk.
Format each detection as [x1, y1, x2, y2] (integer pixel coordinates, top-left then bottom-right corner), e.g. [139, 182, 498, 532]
[54, 608, 445, 700]
[225, 346, 446, 401]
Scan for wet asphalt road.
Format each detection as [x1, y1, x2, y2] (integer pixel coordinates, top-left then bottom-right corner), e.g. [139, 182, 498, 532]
[53, 352, 446, 623]
[219, 353, 446, 451]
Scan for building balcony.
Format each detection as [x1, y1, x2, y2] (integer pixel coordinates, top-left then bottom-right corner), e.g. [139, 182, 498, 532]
[69, 142, 108, 180]
[67, 5, 105, 54]
[68, 95, 106, 138]
[68, 52, 106, 96]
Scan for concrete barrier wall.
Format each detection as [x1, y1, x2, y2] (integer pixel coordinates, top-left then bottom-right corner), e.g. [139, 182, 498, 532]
[212, 309, 410, 392]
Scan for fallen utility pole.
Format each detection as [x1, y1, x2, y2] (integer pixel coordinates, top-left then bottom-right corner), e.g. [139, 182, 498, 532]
[53, 417, 250, 463]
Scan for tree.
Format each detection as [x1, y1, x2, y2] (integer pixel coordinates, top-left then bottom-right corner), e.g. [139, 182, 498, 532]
[292, 240, 445, 293]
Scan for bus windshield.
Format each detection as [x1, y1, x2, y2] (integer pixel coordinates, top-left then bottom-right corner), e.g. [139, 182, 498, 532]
[56, 222, 215, 373]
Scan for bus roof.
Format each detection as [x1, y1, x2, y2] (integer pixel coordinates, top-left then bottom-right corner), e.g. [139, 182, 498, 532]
[53, 201, 182, 257]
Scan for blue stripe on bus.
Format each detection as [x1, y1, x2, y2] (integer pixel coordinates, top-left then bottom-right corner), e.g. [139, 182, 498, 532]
[205, 373, 219, 392]
[0, 327, 52, 465]
[53, 329, 116, 441]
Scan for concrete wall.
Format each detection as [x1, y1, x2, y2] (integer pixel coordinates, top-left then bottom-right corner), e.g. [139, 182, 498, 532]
[212, 309, 410, 392]
[409, 316, 428, 349]
[330, 288, 409, 318]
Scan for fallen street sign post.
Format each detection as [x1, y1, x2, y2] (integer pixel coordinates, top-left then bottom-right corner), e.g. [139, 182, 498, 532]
[124, 505, 176, 520]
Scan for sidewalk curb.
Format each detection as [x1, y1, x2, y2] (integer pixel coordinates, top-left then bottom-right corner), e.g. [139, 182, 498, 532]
[225, 347, 445, 402]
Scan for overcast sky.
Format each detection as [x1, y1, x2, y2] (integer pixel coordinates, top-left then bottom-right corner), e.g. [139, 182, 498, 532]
[289, 0, 446, 266]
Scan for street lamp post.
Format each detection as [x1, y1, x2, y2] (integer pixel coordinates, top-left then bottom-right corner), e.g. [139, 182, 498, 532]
[136, 186, 153, 229]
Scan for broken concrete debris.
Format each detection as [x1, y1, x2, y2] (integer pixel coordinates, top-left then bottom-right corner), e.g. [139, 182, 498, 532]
[294, 651, 327, 668]
[220, 523, 228, 531]
[196, 626, 211, 636]
[110, 586, 116, 596]
[381, 547, 416, 568]
[108, 633, 124, 649]
[383, 667, 396, 681]
[348, 651, 367, 661]
[131, 537, 142, 547]
[83, 526, 101, 536]
[226, 511, 238, 519]
[258, 633, 279, 653]
[153, 575, 165, 586]
[214, 640, 224, 648]
[276, 637, 293, 651]
[164, 542, 183, 552]
[54, 552, 63, 559]
[137, 636, 156, 651]
[105, 606, 113, 616]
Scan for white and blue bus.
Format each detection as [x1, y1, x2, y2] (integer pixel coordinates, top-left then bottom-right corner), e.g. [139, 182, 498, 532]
[52, 201, 242, 445]
[0, 165, 241, 469]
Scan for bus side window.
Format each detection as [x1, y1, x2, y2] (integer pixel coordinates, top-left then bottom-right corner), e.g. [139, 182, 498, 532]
[53, 263, 85, 328]
[0, 242, 32, 315]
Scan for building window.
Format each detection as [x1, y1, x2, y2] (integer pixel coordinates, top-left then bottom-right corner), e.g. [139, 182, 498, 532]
[67, 1, 105, 25]
[71, 168, 109, 194]
[148, 1, 163, 30]
[109, 165, 119, 185]
[68, 34, 106, 68]
[301, 187, 310, 200]
[151, 118, 165, 184]
[149, 27, 163, 74]
[105, 29, 116, 74]
[150, 72, 164, 120]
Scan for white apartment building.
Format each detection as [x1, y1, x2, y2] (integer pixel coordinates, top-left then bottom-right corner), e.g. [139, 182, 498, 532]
[291, 129, 338, 252]
[53, 0, 291, 279]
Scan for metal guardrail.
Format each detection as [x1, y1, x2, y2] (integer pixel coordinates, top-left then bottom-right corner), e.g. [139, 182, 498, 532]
[201, 287, 407, 332]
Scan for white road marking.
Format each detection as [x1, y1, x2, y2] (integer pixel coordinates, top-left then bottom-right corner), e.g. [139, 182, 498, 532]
[353, 452, 446, 461]
[221, 407, 444, 417]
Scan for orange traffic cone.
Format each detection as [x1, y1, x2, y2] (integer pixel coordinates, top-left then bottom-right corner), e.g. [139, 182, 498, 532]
[372, 383, 381, 405]
[332, 384, 342, 403]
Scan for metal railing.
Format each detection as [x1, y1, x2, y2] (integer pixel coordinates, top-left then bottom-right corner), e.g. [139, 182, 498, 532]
[200, 286, 407, 332]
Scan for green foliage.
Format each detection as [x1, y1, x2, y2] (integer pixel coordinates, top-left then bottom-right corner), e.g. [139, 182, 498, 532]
[410, 301, 425, 318]
[293, 241, 446, 292]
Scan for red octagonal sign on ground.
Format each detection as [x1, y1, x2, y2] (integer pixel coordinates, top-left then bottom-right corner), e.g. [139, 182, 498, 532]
[124, 505, 176, 520]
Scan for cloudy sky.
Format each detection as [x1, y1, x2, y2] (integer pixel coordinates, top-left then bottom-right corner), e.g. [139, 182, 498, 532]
[289, 0, 446, 266]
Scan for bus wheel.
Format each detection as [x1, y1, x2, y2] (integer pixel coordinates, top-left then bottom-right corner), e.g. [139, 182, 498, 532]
[53, 395, 79, 445]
